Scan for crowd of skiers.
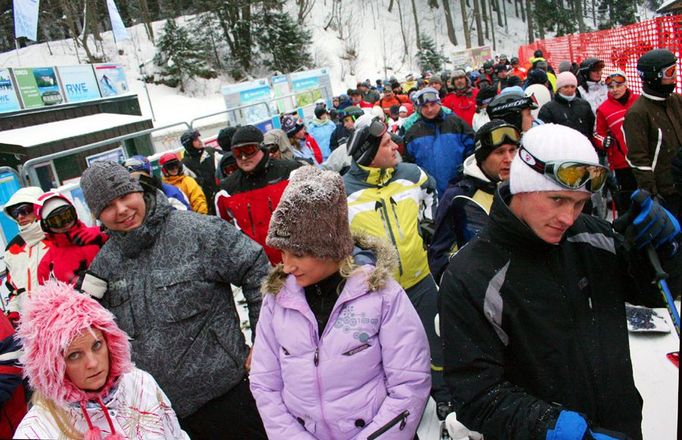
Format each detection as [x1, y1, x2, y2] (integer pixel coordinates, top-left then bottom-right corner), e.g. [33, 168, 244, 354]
[0, 46, 680, 440]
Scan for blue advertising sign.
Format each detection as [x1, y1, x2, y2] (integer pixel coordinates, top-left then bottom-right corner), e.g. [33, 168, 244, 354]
[288, 68, 331, 107]
[58, 65, 101, 103]
[221, 78, 272, 125]
[0, 68, 21, 113]
[94, 64, 129, 97]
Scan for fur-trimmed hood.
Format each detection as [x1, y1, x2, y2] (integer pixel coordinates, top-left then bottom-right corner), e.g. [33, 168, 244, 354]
[261, 232, 399, 295]
[17, 280, 133, 406]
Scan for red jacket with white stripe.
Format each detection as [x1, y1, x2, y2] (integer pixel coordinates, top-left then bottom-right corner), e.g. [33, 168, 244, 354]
[594, 90, 639, 170]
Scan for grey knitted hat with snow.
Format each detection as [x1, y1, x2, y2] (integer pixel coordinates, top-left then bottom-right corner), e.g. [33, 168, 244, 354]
[266, 166, 354, 261]
[80, 161, 143, 218]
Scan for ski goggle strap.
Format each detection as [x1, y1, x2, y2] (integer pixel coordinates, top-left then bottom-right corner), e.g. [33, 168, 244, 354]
[518, 146, 608, 192]
[486, 125, 521, 148]
[44, 205, 77, 230]
[605, 73, 627, 86]
[367, 118, 388, 138]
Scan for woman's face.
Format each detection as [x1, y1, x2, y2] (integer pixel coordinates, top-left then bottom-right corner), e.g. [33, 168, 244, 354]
[64, 328, 110, 392]
[281, 250, 341, 287]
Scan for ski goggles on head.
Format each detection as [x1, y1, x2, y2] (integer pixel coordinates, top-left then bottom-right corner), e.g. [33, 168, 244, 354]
[9, 203, 33, 219]
[43, 205, 77, 231]
[367, 118, 388, 139]
[484, 124, 521, 148]
[263, 143, 279, 154]
[659, 63, 676, 80]
[231, 144, 260, 159]
[605, 73, 627, 87]
[414, 91, 440, 107]
[517, 146, 609, 192]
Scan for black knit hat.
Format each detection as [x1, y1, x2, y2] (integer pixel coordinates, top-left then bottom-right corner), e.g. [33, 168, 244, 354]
[217, 126, 239, 150]
[476, 86, 497, 106]
[475, 119, 520, 165]
[230, 125, 264, 149]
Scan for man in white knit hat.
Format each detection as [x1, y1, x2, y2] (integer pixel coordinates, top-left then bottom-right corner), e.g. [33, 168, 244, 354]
[438, 124, 680, 440]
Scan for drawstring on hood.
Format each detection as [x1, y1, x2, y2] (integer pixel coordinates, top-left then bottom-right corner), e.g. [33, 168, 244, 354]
[17, 280, 133, 439]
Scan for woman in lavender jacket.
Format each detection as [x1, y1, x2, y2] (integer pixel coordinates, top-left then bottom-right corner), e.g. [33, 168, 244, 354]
[250, 166, 431, 440]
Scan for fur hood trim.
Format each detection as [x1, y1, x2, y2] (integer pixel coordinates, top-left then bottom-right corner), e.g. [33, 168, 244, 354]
[17, 280, 133, 406]
[261, 232, 399, 295]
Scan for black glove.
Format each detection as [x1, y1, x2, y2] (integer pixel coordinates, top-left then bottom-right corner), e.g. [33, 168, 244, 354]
[614, 190, 680, 251]
[602, 135, 615, 149]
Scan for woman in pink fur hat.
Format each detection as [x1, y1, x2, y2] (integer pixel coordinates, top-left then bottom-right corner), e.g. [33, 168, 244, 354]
[13, 280, 188, 439]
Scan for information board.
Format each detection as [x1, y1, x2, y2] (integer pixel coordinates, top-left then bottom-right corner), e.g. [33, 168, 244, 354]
[289, 68, 332, 107]
[13, 67, 64, 109]
[0, 69, 21, 113]
[58, 65, 102, 103]
[94, 64, 129, 97]
[221, 78, 272, 126]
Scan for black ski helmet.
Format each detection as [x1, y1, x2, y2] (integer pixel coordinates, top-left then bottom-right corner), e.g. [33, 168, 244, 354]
[180, 129, 201, 150]
[637, 49, 677, 84]
[486, 91, 538, 131]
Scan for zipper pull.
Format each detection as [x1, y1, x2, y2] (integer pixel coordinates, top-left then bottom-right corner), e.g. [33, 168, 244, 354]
[399, 411, 408, 430]
[314, 347, 319, 366]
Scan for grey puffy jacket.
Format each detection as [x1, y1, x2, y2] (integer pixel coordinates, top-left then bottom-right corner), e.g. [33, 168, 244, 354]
[89, 191, 269, 418]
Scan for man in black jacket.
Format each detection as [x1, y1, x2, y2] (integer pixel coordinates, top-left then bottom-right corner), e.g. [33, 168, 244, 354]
[180, 129, 221, 214]
[439, 123, 680, 440]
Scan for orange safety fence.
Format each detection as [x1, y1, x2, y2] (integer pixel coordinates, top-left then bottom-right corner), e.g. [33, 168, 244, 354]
[518, 14, 682, 94]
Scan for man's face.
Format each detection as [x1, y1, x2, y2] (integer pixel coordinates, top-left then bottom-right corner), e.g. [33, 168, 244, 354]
[521, 108, 533, 132]
[509, 190, 590, 244]
[589, 68, 602, 82]
[9, 203, 37, 227]
[453, 76, 467, 90]
[233, 144, 264, 173]
[481, 143, 517, 181]
[558, 84, 577, 97]
[497, 69, 508, 78]
[383, 89, 394, 98]
[332, 98, 339, 107]
[369, 132, 400, 169]
[191, 137, 203, 150]
[419, 101, 441, 120]
[351, 94, 362, 104]
[431, 82, 442, 91]
[343, 116, 355, 130]
[392, 87, 403, 95]
[99, 192, 146, 232]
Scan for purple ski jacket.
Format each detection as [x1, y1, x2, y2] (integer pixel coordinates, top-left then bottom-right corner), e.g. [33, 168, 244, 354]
[250, 234, 431, 439]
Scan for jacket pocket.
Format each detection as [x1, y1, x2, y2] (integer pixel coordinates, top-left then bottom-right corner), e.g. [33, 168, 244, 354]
[151, 268, 210, 323]
[367, 410, 410, 440]
[342, 343, 371, 356]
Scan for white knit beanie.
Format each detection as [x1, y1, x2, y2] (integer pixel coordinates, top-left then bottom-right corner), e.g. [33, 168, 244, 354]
[556, 72, 578, 90]
[510, 124, 599, 194]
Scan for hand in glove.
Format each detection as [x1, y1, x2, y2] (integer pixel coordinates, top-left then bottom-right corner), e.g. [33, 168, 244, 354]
[615, 190, 680, 252]
[70, 226, 108, 247]
[602, 136, 615, 149]
[546, 411, 631, 440]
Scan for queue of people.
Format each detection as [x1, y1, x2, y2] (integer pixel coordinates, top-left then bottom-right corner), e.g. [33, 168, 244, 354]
[1, 46, 680, 440]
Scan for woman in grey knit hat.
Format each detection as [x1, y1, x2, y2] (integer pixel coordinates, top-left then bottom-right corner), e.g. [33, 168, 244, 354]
[250, 166, 431, 439]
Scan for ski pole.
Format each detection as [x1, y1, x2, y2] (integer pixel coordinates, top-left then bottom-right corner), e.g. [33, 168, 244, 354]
[644, 245, 680, 338]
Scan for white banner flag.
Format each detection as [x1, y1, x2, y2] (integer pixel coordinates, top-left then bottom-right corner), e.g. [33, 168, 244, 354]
[107, 0, 130, 42]
[13, 0, 40, 41]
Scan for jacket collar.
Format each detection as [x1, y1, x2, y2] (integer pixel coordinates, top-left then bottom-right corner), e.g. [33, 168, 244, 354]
[348, 162, 395, 187]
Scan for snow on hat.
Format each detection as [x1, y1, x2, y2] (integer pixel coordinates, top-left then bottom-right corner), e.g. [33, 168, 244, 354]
[18, 279, 132, 406]
[510, 124, 599, 194]
[556, 71, 578, 90]
[80, 161, 144, 218]
[267, 167, 354, 261]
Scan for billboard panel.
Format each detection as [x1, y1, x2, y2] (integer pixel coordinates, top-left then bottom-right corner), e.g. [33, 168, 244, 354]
[94, 64, 129, 97]
[0, 69, 21, 113]
[58, 65, 102, 103]
[14, 67, 64, 109]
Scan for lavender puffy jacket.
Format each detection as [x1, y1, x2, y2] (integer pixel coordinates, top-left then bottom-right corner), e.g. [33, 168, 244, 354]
[250, 234, 431, 439]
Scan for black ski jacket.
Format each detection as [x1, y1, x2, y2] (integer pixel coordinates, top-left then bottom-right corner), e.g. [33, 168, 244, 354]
[439, 183, 679, 440]
[182, 147, 221, 214]
[537, 94, 595, 140]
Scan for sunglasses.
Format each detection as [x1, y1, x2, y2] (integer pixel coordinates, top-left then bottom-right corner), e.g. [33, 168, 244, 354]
[518, 146, 608, 192]
[44, 205, 77, 231]
[605, 74, 627, 86]
[484, 125, 521, 148]
[659, 63, 676, 80]
[232, 144, 260, 159]
[162, 160, 180, 170]
[415, 91, 440, 107]
[9, 203, 33, 219]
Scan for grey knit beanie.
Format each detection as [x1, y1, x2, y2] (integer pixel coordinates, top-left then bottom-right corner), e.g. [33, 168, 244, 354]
[80, 161, 143, 218]
[266, 166, 354, 261]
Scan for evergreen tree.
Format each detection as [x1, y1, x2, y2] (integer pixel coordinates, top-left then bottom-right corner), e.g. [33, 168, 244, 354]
[416, 34, 445, 73]
[149, 19, 216, 92]
[258, 11, 313, 74]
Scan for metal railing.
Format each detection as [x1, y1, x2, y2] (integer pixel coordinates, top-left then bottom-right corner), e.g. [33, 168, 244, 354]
[21, 121, 191, 186]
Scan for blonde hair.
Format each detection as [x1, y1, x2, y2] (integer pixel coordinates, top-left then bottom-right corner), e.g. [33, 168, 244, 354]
[32, 392, 83, 439]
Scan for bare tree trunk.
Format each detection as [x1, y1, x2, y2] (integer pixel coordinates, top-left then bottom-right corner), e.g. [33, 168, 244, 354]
[441, 0, 458, 46]
[396, 0, 410, 62]
[139, 0, 155, 42]
[460, 0, 472, 48]
[525, 0, 534, 43]
[60, 0, 97, 63]
[295, 0, 316, 25]
[489, 0, 496, 50]
[410, 0, 421, 49]
[574, 0, 586, 33]
[473, 0, 485, 46]
[502, 0, 508, 31]
[481, 0, 489, 39]
[493, 0, 503, 26]
[85, 0, 101, 41]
